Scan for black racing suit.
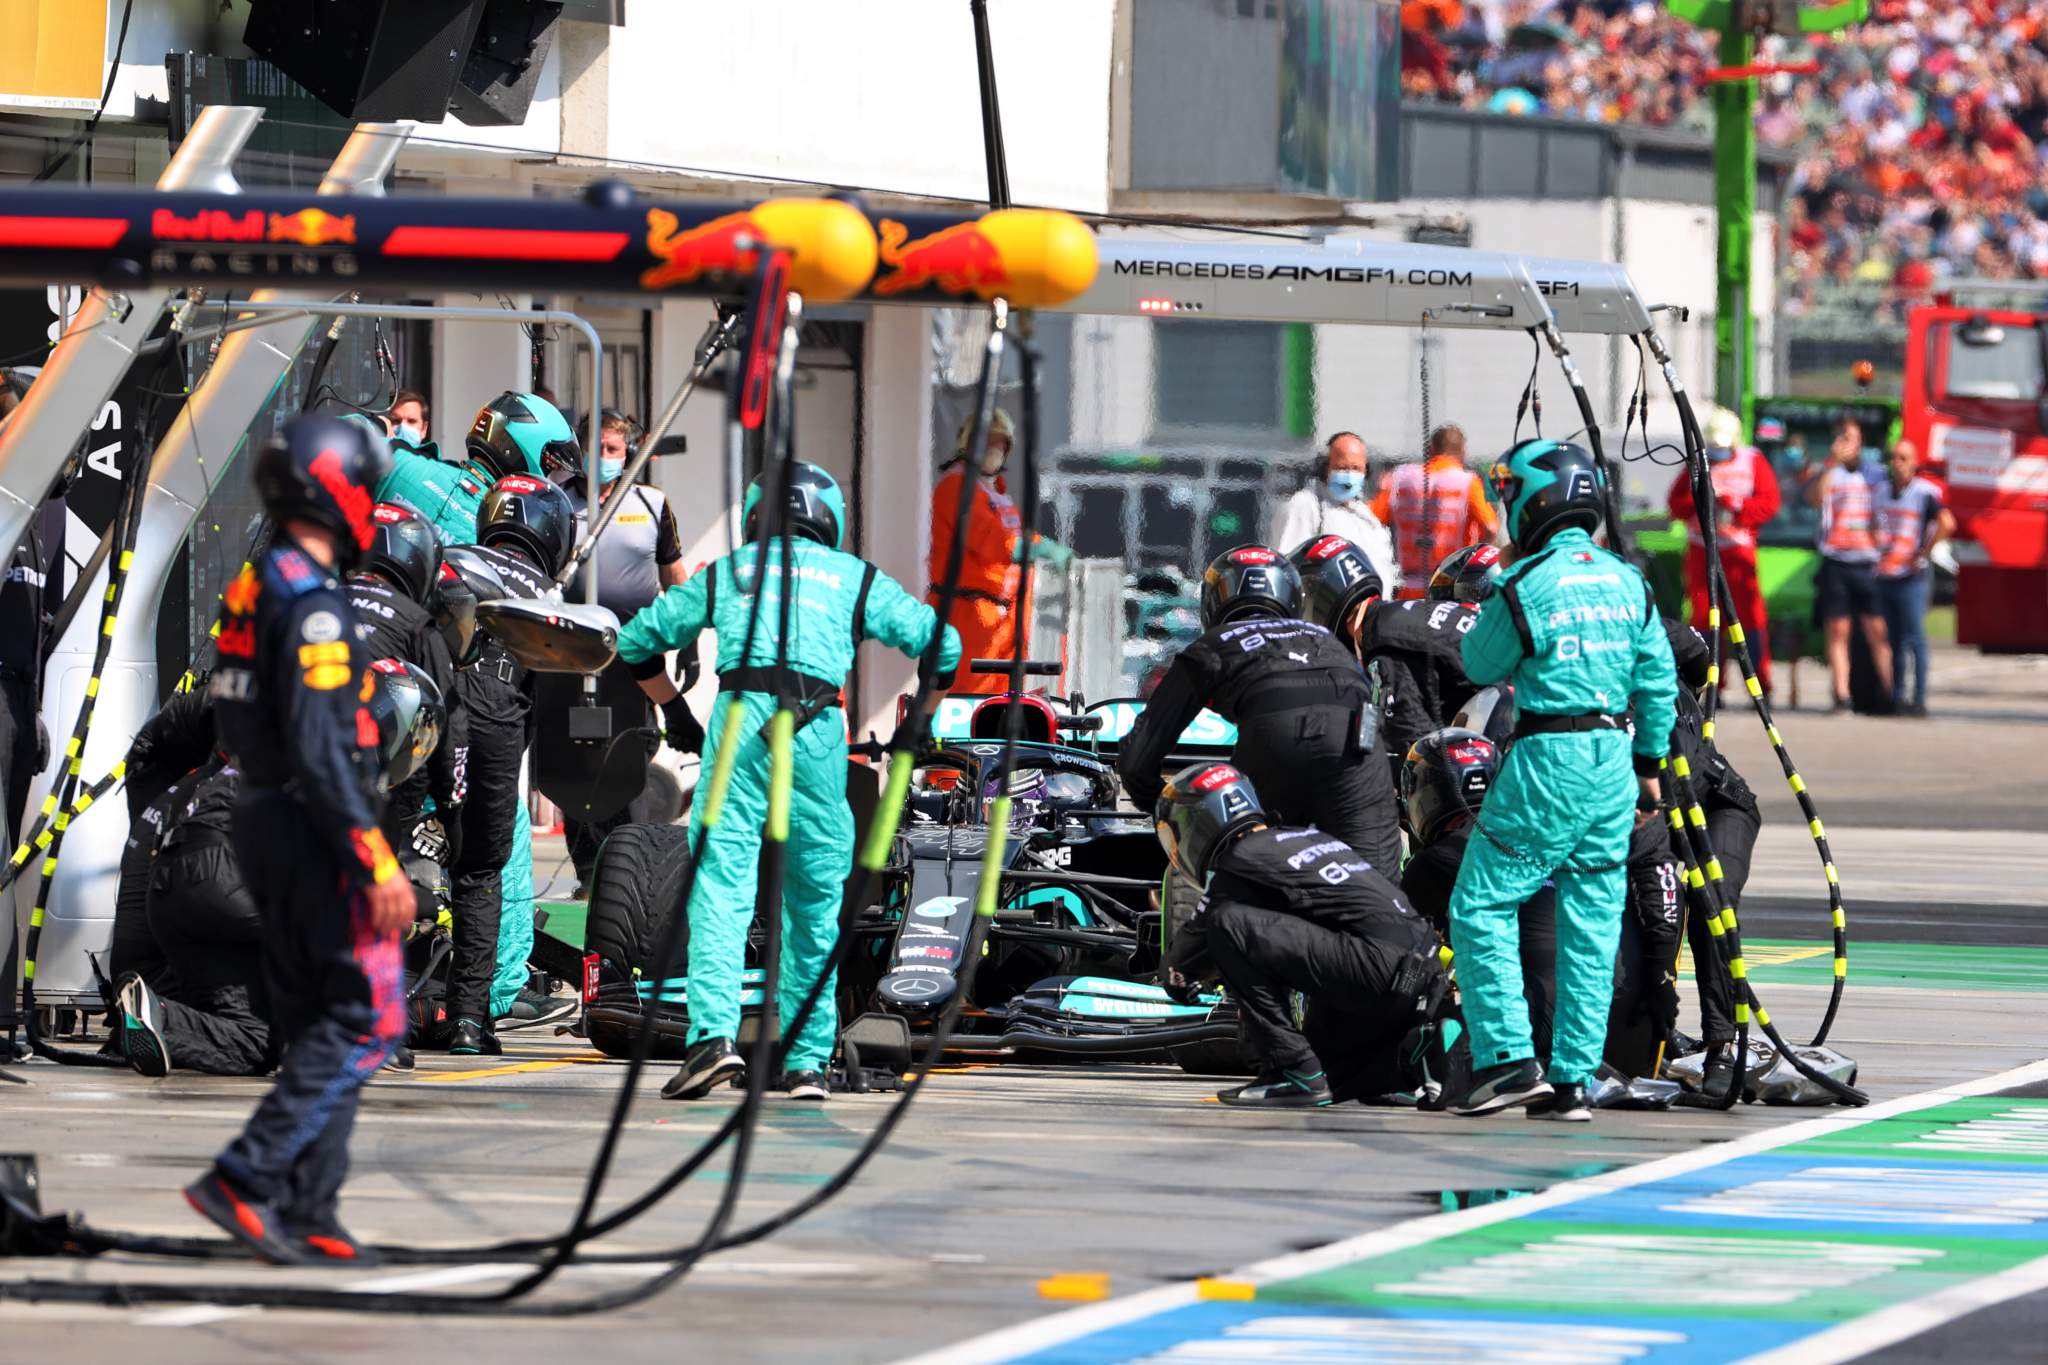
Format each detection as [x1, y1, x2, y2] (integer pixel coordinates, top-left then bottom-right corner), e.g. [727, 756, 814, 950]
[446, 543, 542, 1024]
[1357, 597, 1482, 759]
[1120, 618, 1401, 871]
[1168, 827, 1442, 1098]
[145, 765, 276, 1075]
[110, 766, 210, 990]
[1662, 619, 1760, 1046]
[123, 686, 219, 820]
[2, 496, 62, 1035]
[1404, 821, 1678, 1077]
[347, 572, 467, 853]
[206, 538, 405, 1227]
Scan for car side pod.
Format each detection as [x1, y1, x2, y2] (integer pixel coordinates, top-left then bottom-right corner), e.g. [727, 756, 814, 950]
[475, 596, 621, 675]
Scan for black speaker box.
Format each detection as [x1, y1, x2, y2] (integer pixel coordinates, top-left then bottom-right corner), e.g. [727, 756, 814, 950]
[243, 0, 488, 122]
[451, 0, 564, 127]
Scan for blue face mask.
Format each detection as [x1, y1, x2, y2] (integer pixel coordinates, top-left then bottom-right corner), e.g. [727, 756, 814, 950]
[599, 457, 624, 484]
[1326, 469, 1365, 502]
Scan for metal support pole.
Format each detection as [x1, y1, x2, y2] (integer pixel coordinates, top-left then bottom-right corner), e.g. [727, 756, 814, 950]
[1713, 24, 1756, 431]
[0, 106, 262, 567]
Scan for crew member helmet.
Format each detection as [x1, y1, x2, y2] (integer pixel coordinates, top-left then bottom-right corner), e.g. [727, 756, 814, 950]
[366, 658, 446, 792]
[954, 407, 1017, 459]
[742, 460, 846, 550]
[1154, 761, 1265, 881]
[1426, 543, 1503, 604]
[1288, 535, 1384, 629]
[1487, 439, 1605, 551]
[255, 415, 392, 570]
[363, 503, 443, 604]
[1664, 616, 1713, 691]
[477, 474, 576, 577]
[1401, 727, 1500, 844]
[1199, 545, 1305, 631]
[465, 391, 585, 485]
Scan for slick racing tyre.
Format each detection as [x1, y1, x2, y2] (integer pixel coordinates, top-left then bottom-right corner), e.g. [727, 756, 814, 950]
[1168, 1034, 1259, 1077]
[584, 821, 692, 1060]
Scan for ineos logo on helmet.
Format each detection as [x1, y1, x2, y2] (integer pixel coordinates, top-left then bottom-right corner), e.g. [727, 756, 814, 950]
[1156, 761, 1266, 880]
[1287, 534, 1383, 629]
[363, 502, 443, 604]
[477, 475, 576, 577]
[1200, 543, 1306, 630]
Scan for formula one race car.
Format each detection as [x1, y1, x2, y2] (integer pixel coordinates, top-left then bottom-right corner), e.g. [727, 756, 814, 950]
[575, 663, 1253, 1076]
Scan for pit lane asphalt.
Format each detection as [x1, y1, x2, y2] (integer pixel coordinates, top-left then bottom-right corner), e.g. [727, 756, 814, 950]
[1, 646, 2041, 1362]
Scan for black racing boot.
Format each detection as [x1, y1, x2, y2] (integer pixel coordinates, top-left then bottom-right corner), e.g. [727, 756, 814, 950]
[115, 974, 171, 1078]
[286, 1215, 383, 1267]
[1218, 1069, 1333, 1108]
[380, 1044, 416, 1073]
[663, 1037, 745, 1100]
[496, 987, 576, 1032]
[1701, 1044, 1737, 1101]
[184, 1170, 310, 1266]
[1448, 1058, 1552, 1117]
[781, 1069, 830, 1102]
[1526, 1081, 1592, 1122]
[447, 1017, 502, 1056]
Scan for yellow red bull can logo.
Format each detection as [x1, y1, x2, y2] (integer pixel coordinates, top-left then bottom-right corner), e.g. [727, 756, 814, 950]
[267, 208, 357, 246]
[874, 219, 1010, 299]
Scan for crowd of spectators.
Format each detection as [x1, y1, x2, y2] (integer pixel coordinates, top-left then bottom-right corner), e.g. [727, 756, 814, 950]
[1402, 1, 2048, 310]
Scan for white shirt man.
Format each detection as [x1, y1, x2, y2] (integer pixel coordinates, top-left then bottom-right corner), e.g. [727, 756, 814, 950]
[1266, 431, 1399, 591]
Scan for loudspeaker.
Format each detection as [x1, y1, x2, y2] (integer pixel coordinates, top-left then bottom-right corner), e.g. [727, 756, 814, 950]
[451, 0, 564, 127]
[243, 0, 488, 122]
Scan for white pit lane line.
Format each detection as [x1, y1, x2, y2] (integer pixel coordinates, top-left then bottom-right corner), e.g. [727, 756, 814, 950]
[138, 1257, 861, 1328]
[898, 1055, 2048, 1365]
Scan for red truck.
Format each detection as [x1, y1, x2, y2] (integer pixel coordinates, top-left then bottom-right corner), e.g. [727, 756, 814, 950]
[1899, 286, 2048, 650]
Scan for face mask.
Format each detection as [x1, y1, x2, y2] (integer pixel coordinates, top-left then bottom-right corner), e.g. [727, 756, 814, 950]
[1326, 469, 1364, 502]
[599, 457, 624, 484]
[394, 421, 424, 445]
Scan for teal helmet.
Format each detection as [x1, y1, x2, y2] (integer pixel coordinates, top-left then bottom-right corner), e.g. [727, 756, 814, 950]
[1486, 439, 1604, 551]
[743, 461, 845, 549]
[465, 391, 584, 485]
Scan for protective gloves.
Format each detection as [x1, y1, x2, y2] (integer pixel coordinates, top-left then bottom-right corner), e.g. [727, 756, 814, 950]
[661, 695, 705, 755]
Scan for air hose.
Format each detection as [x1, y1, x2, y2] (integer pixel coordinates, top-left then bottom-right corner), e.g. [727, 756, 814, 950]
[1648, 330, 1850, 1046]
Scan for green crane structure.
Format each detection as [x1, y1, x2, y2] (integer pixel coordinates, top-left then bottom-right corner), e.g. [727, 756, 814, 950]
[1666, 0, 1869, 431]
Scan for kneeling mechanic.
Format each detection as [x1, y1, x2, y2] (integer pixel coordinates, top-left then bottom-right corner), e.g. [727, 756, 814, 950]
[1156, 762, 1446, 1108]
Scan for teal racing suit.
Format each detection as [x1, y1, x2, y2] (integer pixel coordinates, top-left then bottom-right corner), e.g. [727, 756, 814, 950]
[1447, 527, 1677, 1085]
[616, 537, 960, 1072]
[376, 441, 539, 1015]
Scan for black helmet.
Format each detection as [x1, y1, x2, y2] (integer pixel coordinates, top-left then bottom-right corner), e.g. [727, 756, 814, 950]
[366, 658, 446, 792]
[364, 503, 443, 603]
[1199, 545, 1304, 631]
[743, 460, 846, 549]
[465, 391, 584, 484]
[431, 554, 486, 666]
[1154, 761, 1265, 881]
[1426, 543, 1504, 604]
[1401, 726, 1499, 844]
[1664, 616, 1712, 691]
[1288, 534, 1384, 630]
[477, 474, 576, 577]
[1487, 439, 1605, 550]
[255, 415, 393, 568]
[1451, 683, 1517, 749]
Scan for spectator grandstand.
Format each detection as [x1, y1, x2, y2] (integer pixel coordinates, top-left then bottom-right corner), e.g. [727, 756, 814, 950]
[1403, 1, 2048, 308]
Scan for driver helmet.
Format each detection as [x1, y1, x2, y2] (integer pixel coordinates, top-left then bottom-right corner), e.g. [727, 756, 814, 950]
[1154, 761, 1265, 881]
[1199, 545, 1305, 631]
[365, 658, 446, 792]
[743, 460, 846, 549]
[477, 474, 576, 577]
[1288, 534, 1384, 630]
[363, 503, 443, 604]
[1401, 727, 1499, 844]
[1426, 543, 1503, 605]
[465, 391, 584, 485]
